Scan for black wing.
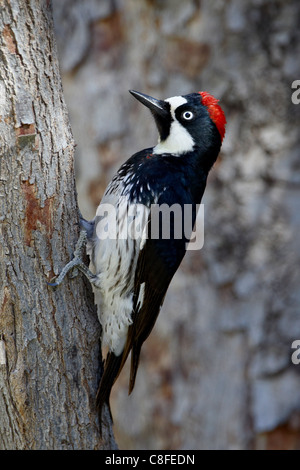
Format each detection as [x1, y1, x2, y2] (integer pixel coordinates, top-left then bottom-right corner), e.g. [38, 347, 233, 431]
[122, 209, 188, 394]
[95, 215, 180, 423]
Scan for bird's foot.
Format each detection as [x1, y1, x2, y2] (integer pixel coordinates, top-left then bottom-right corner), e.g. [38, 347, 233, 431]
[48, 230, 97, 288]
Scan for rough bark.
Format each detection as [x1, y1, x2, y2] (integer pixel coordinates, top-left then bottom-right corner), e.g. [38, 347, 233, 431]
[0, 0, 116, 450]
[52, 0, 300, 450]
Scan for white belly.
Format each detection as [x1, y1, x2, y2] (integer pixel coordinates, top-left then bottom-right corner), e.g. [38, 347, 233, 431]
[88, 194, 149, 355]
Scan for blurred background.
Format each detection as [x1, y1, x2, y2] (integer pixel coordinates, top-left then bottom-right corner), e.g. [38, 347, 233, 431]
[52, 0, 300, 450]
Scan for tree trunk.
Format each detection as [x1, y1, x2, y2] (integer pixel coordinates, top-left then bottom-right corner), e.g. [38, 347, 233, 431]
[0, 0, 116, 450]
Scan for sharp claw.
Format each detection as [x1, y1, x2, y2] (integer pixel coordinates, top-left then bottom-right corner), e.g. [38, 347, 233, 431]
[69, 267, 79, 279]
[47, 230, 96, 289]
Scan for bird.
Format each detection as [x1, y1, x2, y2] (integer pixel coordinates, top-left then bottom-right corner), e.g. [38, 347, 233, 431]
[49, 89, 226, 426]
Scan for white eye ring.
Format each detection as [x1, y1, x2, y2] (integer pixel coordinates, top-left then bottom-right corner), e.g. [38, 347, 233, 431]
[182, 111, 194, 120]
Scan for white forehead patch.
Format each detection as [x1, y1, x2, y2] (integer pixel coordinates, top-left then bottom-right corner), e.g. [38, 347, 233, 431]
[153, 95, 194, 155]
[165, 96, 188, 119]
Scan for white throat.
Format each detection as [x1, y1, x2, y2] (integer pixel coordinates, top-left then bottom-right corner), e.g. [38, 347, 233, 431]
[153, 95, 195, 156]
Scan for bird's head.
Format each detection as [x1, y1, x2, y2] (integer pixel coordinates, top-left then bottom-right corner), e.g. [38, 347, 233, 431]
[129, 90, 226, 161]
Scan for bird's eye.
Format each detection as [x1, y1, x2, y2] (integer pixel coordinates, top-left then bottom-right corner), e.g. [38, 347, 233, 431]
[182, 111, 194, 121]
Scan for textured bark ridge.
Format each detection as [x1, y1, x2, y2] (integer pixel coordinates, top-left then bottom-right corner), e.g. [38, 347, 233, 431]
[0, 1, 116, 449]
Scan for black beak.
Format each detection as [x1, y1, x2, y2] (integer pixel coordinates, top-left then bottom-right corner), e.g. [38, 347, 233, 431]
[129, 90, 171, 141]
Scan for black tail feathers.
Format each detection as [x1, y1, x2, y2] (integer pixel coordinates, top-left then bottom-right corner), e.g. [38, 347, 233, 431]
[128, 342, 142, 395]
[96, 337, 143, 434]
[96, 352, 123, 434]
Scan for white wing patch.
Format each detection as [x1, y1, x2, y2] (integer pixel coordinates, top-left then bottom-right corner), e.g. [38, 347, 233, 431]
[153, 95, 195, 155]
[137, 282, 145, 309]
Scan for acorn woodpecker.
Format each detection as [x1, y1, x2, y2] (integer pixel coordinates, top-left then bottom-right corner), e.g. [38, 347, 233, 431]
[49, 90, 226, 424]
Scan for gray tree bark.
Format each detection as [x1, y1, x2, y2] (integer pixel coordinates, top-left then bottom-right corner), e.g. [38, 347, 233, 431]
[0, 0, 116, 450]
